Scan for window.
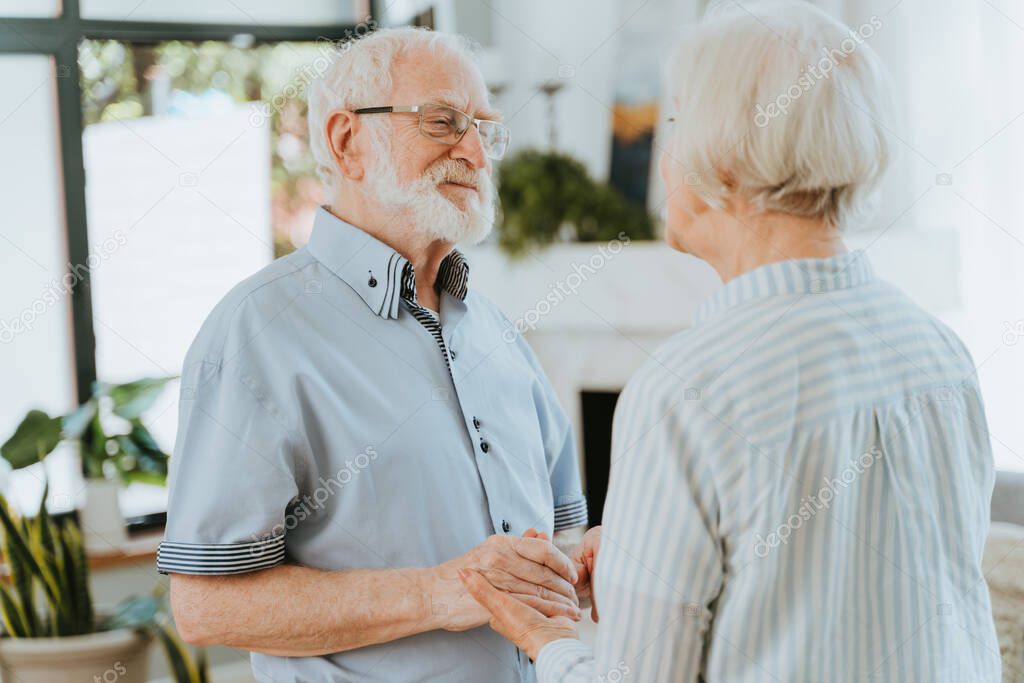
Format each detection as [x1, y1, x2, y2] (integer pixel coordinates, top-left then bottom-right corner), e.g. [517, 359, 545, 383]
[0, 3, 371, 517]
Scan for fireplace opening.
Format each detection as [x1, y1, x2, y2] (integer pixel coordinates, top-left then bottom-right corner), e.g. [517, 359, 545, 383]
[579, 390, 621, 527]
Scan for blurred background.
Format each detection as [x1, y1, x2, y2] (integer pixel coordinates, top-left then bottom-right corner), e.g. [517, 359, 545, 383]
[1, 0, 1023, 680]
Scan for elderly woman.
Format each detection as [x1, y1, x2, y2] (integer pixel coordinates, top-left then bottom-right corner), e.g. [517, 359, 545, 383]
[462, 1, 1001, 681]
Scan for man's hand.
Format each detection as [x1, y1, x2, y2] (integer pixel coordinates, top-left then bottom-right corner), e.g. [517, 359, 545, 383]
[429, 534, 582, 631]
[459, 567, 579, 661]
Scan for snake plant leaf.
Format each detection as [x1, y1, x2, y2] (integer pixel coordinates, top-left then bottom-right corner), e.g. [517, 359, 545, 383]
[63, 523, 93, 634]
[0, 410, 62, 470]
[105, 377, 176, 420]
[153, 621, 201, 683]
[0, 495, 49, 600]
[197, 648, 209, 683]
[0, 583, 29, 638]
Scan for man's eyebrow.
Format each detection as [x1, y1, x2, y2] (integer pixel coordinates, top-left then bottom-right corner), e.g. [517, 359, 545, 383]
[432, 90, 502, 121]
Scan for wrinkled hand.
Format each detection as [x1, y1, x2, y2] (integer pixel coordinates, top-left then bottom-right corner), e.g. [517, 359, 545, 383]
[524, 526, 601, 622]
[459, 567, 579, 661]
[432, 534, 582, 632]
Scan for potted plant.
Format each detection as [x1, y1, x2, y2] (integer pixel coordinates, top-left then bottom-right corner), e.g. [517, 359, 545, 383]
[1, 377, 175, 552]
[0, 492, 207, 683]
[496, 149, 655, 256]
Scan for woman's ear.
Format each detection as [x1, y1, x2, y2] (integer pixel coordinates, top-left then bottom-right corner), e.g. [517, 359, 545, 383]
[325, 110, 364, 181]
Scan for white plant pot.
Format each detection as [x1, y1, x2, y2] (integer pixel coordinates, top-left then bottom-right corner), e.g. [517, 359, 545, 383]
[0, 628, 150, 683]
[80, 478, 128, 554]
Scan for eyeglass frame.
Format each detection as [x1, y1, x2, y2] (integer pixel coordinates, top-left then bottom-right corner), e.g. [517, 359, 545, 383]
[351, 103, 511, 160]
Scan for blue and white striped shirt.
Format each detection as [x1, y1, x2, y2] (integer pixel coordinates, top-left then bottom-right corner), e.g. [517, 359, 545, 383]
[538, 251, 1001, 682]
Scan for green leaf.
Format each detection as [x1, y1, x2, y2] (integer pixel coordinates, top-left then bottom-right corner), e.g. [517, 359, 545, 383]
[104, 594, 162, 631]
[1, 410, 62, 469]
[62, 400, 98, 439]
[153, 621, 201, 683]
[119, 469, 168, 486]
[104, 377, 175, 419]
[0, 583, 28, 638]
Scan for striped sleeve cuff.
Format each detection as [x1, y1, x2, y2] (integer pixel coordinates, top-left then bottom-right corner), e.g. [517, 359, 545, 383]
[156, 535, 285, 575]
[553, 497, 588, 531]
[535, 638, 594, 682]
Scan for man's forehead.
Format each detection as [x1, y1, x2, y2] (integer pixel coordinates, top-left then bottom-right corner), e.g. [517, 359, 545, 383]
[391, 51, 498, 118]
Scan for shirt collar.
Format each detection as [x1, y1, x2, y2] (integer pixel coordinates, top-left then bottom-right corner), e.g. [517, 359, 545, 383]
[306, 206, 469, 319]
[693, 251, 876, 326]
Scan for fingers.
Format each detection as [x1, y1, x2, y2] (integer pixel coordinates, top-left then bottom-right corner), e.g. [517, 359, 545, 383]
[504, 562, 578, 605]
[459, 568, 537, 623]
[510, 593, 582, 621]
[478, 569, 580, 609]
[512, 536, 578, 584]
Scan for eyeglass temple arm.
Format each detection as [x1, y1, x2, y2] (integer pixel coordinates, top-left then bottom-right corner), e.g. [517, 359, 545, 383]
[352, 106, 395, 114]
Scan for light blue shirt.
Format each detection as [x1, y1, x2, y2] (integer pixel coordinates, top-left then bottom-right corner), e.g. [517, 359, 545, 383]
[538, 252, 1000, 682]
[158, 207, 587, 682]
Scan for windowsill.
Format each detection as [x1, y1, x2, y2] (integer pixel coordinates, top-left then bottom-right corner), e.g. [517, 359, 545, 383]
[88, 527, 163, 571]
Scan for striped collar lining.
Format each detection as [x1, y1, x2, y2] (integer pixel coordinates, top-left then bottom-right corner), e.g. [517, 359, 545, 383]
[307, 206, 469, 319]
[693, 251, 876, 327]
[399, 250, 470, 304]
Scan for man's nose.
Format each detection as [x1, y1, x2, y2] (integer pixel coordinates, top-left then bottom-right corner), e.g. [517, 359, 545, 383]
[450, 124, 488, 170]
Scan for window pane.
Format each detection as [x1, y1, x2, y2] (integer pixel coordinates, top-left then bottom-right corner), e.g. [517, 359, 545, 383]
[0, 0, 60, 17]
[0, 55, 81, 515]
[80, 0, 361, 24]
[81, 39, 327, 515]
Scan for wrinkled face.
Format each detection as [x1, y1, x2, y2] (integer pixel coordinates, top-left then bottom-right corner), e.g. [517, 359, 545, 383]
[362, 48, 499, 245]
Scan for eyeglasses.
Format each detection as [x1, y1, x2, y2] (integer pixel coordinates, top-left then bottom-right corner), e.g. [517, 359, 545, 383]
[352, 103, 511, 160]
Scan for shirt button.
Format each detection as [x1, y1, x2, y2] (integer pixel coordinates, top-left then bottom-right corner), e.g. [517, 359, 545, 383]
[480, 440, 490, 453]
[449, 348, 457, 360]
[367, 275, 377, 288]
[501, 520, 511, 533]
[472, 416, 480, 430]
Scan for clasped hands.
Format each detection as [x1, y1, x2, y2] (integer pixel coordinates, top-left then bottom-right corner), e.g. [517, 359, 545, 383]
[435, 526, 601, 661]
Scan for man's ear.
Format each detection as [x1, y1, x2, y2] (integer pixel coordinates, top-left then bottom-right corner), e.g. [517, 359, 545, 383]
[325, 110, 365, 181]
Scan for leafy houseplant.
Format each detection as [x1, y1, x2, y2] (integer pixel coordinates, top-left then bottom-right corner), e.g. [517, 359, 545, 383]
[1, 377, 175, 484]
[496, 150, 656, 256]
[0, 492, 208, 683]
[1, 377, 175, 551]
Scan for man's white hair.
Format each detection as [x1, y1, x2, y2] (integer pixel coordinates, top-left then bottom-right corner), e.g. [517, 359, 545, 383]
[307, 27, 480, 188]
[666, 0, 894, 228]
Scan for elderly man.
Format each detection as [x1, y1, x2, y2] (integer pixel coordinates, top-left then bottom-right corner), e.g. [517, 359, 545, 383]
[159, 28, 590, 682]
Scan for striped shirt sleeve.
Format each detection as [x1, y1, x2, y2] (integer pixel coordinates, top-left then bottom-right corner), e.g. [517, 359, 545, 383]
[157, 358, 300, 575]
[536, 378, 724, 681]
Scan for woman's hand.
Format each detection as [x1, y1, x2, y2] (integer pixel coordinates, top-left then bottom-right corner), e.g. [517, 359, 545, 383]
[570, 526, 601, 622]
[458, 567, 580, 661]
[525, 526, 602, 622]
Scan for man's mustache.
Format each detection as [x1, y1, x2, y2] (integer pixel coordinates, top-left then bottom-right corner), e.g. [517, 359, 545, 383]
[425, 159, 482, 190]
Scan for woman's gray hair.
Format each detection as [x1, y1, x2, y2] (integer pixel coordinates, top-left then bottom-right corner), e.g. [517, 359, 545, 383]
[307, 27, 479, 187]
[666, 0, 894, 228]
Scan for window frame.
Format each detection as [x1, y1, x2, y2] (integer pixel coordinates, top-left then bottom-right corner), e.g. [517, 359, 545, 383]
[0, 0, 375, 413]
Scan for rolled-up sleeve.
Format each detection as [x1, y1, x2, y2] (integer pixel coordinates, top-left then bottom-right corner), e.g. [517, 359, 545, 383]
[157, 357, 300, 575]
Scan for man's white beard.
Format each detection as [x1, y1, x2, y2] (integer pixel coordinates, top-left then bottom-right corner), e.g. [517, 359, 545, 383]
[364, 141, 496, 246]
